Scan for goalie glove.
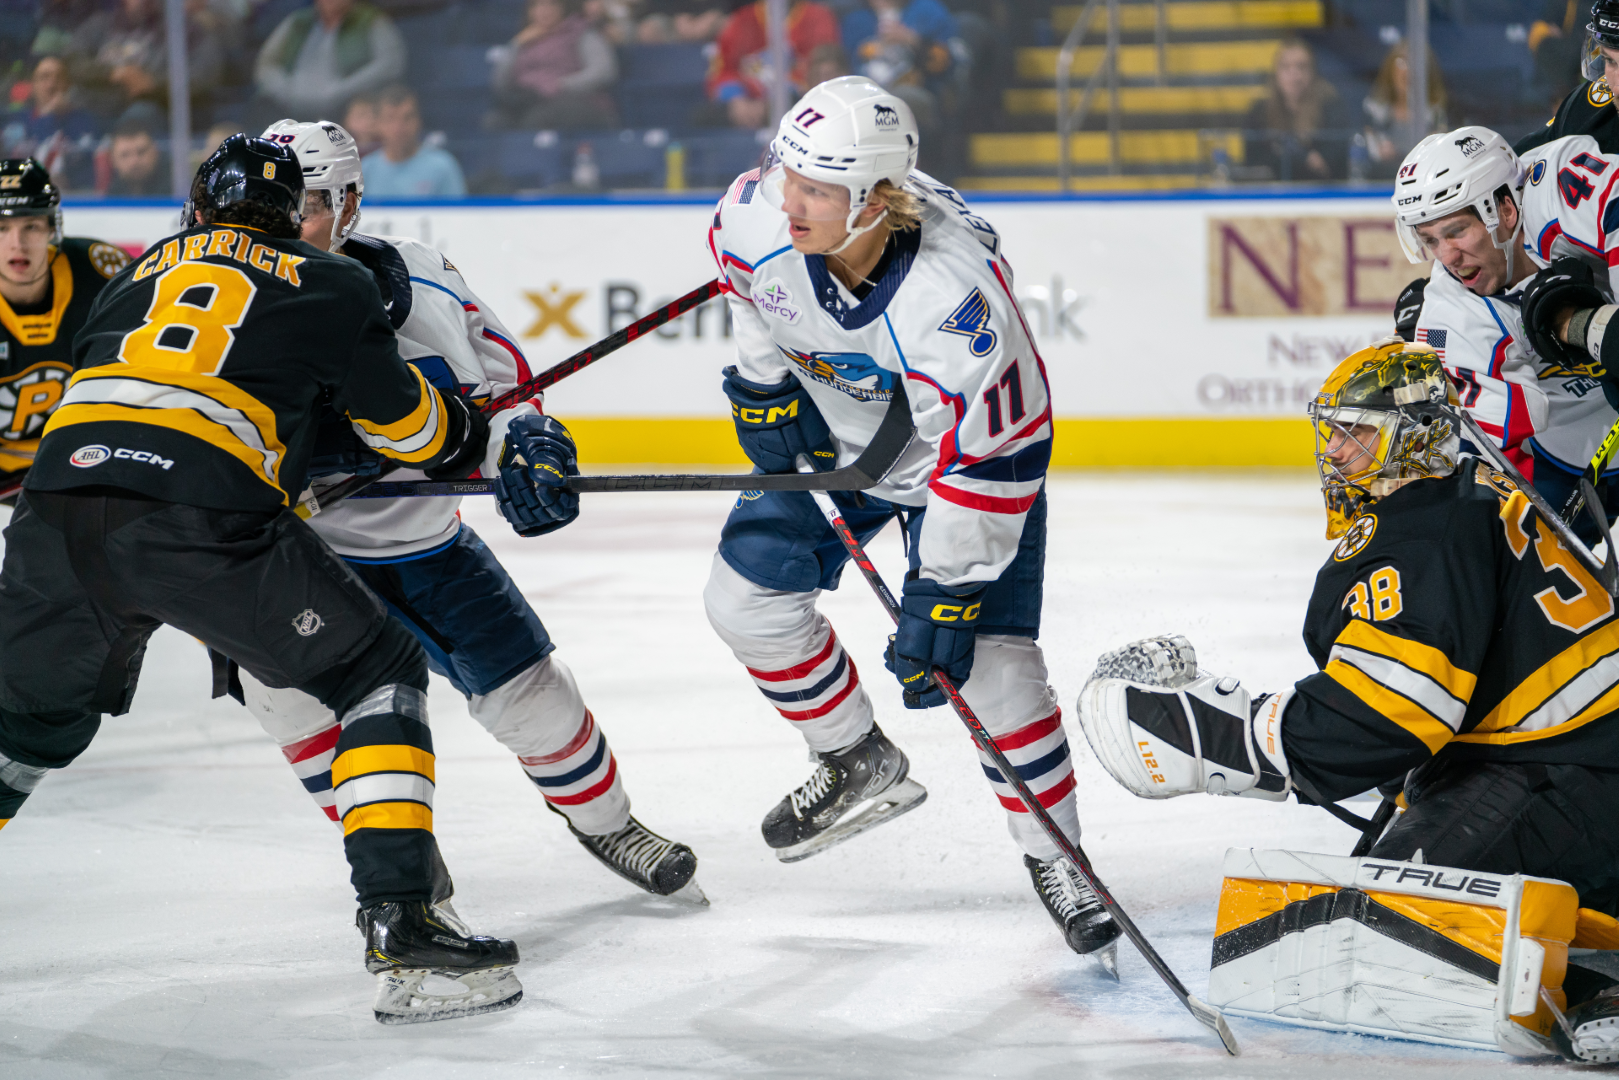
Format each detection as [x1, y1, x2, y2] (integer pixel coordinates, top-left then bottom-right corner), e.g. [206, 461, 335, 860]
[1076, 635, 1291, 801]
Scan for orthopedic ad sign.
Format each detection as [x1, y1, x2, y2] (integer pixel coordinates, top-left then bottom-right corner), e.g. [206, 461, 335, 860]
[66, 192, 1406, 460]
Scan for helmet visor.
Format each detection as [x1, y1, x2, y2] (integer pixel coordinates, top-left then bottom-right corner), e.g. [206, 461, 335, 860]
[759, 162, 854, 222]
[1586, 28, 1611, 82]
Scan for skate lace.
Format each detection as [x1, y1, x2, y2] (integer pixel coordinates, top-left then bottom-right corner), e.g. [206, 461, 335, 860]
[1041, 859, 1103, 919]
[790, 762, 840, 818]
[596, 821, 674, 878]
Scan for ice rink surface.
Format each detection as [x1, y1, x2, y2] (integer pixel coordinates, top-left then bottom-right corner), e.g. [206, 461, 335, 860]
[0, 475, 1564, 1078]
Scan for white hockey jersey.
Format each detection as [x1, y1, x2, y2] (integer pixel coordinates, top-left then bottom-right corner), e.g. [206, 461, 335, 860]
[708, 170, 1053, 587]
[310, 234, 539, 557]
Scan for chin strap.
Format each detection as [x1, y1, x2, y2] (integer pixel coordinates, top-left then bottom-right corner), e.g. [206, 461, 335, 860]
[821, 207, 888, 257]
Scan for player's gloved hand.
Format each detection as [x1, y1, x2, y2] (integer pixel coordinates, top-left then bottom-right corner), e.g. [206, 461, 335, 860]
[422, 390, 492, 481]
[306, 419, 384, 480]
[1520, 257, 1609, 370]
[722, 366, 836, 474]
[1393, 277, 1426, 342]
[884, 573, 987, 708]
[493, 414, 580, 537]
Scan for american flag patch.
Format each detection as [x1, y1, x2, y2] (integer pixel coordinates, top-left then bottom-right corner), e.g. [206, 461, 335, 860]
[1417, 328, 1446, 357]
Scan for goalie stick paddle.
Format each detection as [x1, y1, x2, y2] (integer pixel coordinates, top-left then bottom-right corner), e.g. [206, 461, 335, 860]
[796, 459, 1241, 1057]
[303, 279, 725, 515]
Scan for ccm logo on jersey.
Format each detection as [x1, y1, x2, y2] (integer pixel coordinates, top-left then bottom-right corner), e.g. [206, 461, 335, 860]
[70, 444, 174, 470]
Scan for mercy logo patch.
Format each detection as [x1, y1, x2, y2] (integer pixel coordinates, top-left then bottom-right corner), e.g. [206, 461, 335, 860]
[756, 284, 802, 324]
[939, 289, 997, 356]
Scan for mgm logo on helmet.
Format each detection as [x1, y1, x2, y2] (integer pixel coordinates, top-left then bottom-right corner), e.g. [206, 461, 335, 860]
[1454, 135, 1487, 157]
[873, 104, 900, 129]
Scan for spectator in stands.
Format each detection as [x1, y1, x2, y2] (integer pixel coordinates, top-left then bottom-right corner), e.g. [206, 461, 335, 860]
[488, 0, 619, 130]
[104, 103, 169, 196]
[344, 93, 382, 156]
[32, 0, 102, 60]
[1362, 41, 1447, 179]
[637, 0, 728, 43]
[255, 0, 406, 124]
[1241, 38, 1347, 182]
[362, 84, 466, 196]
[66, 0, 232, 115]
[707, 0, 841, 129]
[3, 56, 100, 190]
[841, 0, 957, 130]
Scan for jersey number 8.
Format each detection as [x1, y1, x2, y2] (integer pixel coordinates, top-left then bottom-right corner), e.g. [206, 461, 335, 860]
[116, 262, 258, 377]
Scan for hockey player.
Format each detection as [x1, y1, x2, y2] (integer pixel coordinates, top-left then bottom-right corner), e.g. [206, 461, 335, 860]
[1390, 127, 1619, 526]
[242, 119, 702, 902]
[0, 135, 523, 1024]
[0, 158, 130, 495]
[1078, 339, 1619, 1061]
[1516, 0, 1619, 157]
[703, 76, 1120, 963]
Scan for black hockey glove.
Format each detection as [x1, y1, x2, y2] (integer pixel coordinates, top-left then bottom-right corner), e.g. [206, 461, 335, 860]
[1519, 257, 1610, 370]
[1393, 277, 1426, 342]
[884, 573, 987, 709]
[306, 416, 384, 480]
[494, 414, 581, 538]
[722, 366, 836, 474]
[423, 390, 492, 481]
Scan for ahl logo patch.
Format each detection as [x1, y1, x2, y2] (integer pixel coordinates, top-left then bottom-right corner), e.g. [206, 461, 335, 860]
[291, 608, 324, 637]
[1333, 514, 1377, 561]
[938, 289, 997, 356]
[69, 444, 109, 468]
[1530, 158, 1548, 185]
[756, 283, 802, 324]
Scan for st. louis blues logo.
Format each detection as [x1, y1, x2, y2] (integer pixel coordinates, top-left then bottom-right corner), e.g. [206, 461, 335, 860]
[938, 290, 997, 356]
[781, 348, 898, 401]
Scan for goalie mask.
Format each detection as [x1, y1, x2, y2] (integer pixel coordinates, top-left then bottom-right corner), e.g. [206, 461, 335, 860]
[1308, 340, 1460, 539]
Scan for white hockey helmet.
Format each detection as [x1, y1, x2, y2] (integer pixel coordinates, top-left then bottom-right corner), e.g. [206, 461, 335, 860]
[1391, 126, 1524, 266]
[762, 76, 919, 254]
[261, 118, 364, 251]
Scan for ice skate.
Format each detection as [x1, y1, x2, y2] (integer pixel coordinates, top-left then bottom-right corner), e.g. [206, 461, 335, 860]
[1025, 854, 1122, 978]
[359, 900, 523, 1024]
[1554, 986, 1619, 1063]
[762, 723, 927, 862]
[558, 807, 708, 906]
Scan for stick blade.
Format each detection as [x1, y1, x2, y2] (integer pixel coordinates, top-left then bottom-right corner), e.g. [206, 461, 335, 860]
[1186, 995, 1240, 1056]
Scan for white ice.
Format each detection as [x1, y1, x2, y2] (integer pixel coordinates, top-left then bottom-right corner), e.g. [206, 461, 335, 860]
[0, 476, 1555, 1078]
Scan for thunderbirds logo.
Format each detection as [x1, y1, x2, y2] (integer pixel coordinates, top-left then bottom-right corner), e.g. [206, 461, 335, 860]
[781, 348, 898, 401]
[1454, 135, 1486, 158]
[874, 105, 900, 129]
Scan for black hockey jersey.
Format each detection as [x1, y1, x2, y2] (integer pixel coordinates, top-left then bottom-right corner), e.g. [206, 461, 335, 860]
[1285, 457, 1619, 802]
[1516, 78, 1619, 155]
[26, 224, 453, 512]
[0, 237, 130, 481]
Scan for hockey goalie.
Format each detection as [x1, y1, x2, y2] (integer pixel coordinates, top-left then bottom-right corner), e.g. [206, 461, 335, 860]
[1077, 338, 1619, 1062]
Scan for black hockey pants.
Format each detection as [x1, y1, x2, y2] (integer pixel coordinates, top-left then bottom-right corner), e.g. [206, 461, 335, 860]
[0, 489, 437, 905]
[1370, 759, 1619, 914]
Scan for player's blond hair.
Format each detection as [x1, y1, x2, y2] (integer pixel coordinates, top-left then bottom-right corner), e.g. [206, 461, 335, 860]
[871, 180, 923, 233]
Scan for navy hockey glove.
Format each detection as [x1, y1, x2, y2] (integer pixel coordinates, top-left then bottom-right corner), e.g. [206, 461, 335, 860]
[884, 574, 987, 709]
[722, 366, 836, 474]
[423, 390, 491, 481]
[1520, 257, 1609, 370]
[494, 414, 580, 537]
[1393, 277, 1425, 342]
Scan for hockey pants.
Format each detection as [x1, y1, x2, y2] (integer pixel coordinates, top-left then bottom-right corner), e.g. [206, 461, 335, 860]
[240, 523, 630, 837]
[0, 490, 440, 906]
[704, 487, 1081, 862]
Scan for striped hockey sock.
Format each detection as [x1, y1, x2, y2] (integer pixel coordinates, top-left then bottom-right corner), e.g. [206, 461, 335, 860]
[977, 707, 1083, 858]
[744, 619, 872, 752]
[517, 709, 629, 836]
[280, 722, 342, 824]
[333, 684, 438, 903]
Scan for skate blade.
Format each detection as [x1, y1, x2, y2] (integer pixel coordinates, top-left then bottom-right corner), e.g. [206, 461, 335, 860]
[667, 876, 710, 907]
[373, 965, 523, 1025]
[773, 778, 928, 863]
[1092, 941, 1120, 981]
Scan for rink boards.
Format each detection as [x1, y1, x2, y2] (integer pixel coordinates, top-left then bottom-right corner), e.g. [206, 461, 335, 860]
[64, 189, 1405, 466]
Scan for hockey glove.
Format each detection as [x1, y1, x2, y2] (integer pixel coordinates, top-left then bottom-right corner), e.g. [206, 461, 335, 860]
[1393, 277, 1426, 342]
[1520, 257, 1610, 370]
[884, 574, 987, 709]
[722, 367, 836, 474]
[306, 417, 384, 480]
[493, 414, 581, 537]
[422, 390, 492, 481]
[1076, 635, 1291, 801]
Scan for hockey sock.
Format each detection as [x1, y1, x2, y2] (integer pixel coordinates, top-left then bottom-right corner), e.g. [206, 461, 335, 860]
[281, 722, 343, 824]
[742, 618, 872, 753]
[333, 684, 438, 904]
[976, 706, 1082, 859]
[516, 709, 629, 836]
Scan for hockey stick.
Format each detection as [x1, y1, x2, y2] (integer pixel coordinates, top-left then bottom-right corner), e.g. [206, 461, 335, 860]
[302, 279, 725, 516]
[1559, 412, 1619, 524]
[1447, 406, 1619, 595]
[339, 384, 918, 497]
[797, 460, 1241, 1057]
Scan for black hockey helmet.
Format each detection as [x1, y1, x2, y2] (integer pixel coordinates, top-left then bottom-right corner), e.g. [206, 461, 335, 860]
[1585, 0, 1619, 80]
[0, 158, 62, 243]
[184, 133, 304, 229]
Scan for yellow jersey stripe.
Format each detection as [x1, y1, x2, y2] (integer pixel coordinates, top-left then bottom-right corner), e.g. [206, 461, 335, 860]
[349, 367, 448, 461]
[1325, 657, 1454, 754]
[1472, 619, 1619, 734]
[44, 403, 290, 505]
[331, 744, 435, 787]
[341, 801, 433, 836]
[1454, 675, 1619, 746]
[1334, 619, 1477, 702]
[62, 365, 286, 468]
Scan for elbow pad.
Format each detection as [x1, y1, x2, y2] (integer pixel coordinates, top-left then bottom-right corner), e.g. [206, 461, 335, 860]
[423, 391, 491, 480]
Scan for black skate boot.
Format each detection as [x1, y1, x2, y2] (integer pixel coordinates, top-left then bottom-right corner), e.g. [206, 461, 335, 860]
[1025, 854, 1123, 977]
[358, 900, 523, 1024]
[1553, 985, 1619, 1062]
[555, 806, 708, 906]
[761, 723, 928, 863]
